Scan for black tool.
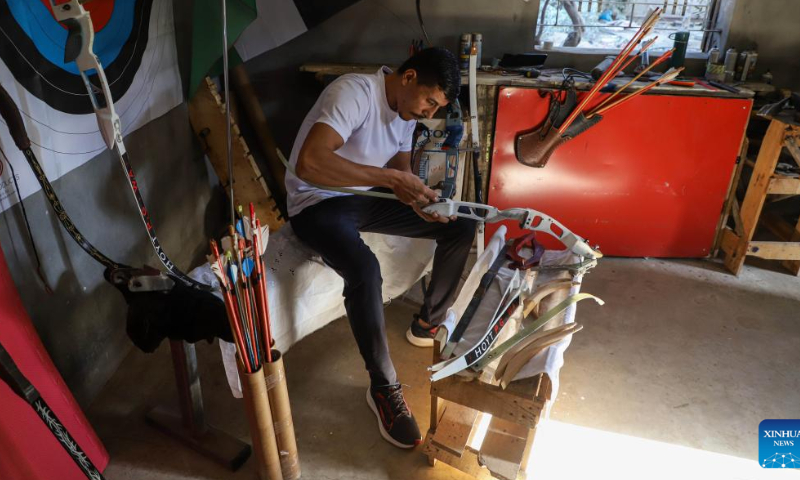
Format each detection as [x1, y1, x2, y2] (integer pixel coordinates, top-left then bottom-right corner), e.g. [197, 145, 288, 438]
[441, 243, 511, 357]
[499, 53, 547, 69]
[707, 80, 740, 94]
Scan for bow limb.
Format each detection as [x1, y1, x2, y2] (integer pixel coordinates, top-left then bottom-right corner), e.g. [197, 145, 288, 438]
[50, 0, 125, 155]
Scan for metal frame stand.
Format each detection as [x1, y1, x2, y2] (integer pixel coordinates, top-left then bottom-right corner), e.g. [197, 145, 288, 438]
[145, 340, 251, 471]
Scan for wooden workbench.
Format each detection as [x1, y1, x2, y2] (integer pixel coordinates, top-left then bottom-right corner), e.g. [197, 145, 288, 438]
[300, 62, 754, 99]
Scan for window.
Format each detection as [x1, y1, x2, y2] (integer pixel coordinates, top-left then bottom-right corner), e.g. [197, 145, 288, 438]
[534, 0, 723, 52]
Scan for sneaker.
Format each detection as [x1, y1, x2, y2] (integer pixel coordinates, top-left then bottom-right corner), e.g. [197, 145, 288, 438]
[366, 384, 422, 449]
[406, 315, 438, 348]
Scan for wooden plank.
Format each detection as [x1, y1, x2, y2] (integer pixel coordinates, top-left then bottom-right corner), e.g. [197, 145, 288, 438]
[299, 63, 755, 98]
[230, 65, 287, 203]
[720, 228, 739, 257]
[429, 402, 479, 457]
[746, 241, 800, 260]
[518, 426, 539, 477]
[724, 119, 789, 275]
[713, 137, 749, 255]
[478, 416, 530, 480]
[188, 78, 284, 232]
[422, 435, 486, 479]
[731, 198, 744, 236]
[767, 177, 800, 195]
[431, 376, 544, 429]
[430, 340, 441, 434]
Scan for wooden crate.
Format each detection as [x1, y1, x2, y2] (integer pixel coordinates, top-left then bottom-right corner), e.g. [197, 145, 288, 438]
[422, 341, 552, 480]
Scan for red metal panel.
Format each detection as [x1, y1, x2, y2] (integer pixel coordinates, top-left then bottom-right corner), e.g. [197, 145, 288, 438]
[0, 244, 109, 480]
[488, 87, 751, 257]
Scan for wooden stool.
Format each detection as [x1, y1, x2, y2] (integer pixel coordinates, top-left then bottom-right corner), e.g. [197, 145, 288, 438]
[719, 117, 800, 275]
[422, 340, 550, 480]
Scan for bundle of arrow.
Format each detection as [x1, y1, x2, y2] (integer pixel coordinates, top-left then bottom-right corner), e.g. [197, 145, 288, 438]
[208, 205, 300, 480]
[429, 228, 604, 389]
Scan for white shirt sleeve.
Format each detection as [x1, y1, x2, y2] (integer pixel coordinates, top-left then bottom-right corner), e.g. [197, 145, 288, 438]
[314, 76, 369, 143]
[398, 120, 417, 152]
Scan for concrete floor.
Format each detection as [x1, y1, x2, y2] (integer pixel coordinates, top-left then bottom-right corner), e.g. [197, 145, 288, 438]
[87, 257, 800, 479]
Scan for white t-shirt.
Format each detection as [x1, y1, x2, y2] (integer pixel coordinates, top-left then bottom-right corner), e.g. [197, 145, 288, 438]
[285, 66, 416, 216]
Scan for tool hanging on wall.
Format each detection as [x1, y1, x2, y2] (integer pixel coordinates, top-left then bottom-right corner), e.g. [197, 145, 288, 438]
[49, 0, 211, 292]
[0, 341, 106, 480]
[515, 8, 685, 168]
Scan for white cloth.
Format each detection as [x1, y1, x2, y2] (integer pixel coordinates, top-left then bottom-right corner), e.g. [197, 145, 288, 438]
[436, 229, 585, 404]
[190, 224, 436, 398]
[285, 66, 416, 216]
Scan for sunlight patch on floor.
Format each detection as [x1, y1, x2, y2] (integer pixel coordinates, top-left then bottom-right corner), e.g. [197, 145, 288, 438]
[524, 420, 800, 480]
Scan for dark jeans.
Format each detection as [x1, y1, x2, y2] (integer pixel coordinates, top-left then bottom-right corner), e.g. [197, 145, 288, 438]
[291, 194, 476, 386]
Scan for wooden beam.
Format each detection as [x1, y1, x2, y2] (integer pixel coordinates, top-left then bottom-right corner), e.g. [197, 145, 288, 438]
[478, 416, 530, 480]
[422, 435, 486, 478]
[713, 137, 748, 255]
[230, 65, 287, 203]
[724, 119, 789, 275]
[430, 340, 441, 435]
[429, 402, 479, 458]
[746, 241, 800, 260]
[431, 376, 544, 429]
[188, 78, 284, 232]
[767, 177, 800, 195]
[720, 228, 739, 257]
[731, 198, 744, 236]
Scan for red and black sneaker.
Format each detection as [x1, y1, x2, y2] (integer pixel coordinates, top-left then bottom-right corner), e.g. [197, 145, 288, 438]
[405, 315, 438, 348]
[366, 384, 422, 449]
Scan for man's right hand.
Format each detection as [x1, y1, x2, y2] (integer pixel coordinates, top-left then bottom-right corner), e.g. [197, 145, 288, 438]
[390, 170, 439, 207]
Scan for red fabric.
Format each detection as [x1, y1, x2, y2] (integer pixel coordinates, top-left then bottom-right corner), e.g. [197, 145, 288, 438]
[489, 87, 752, 257]
[0, 245, 108, 479]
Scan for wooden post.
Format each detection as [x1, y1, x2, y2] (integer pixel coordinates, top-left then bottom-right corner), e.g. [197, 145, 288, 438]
[713, 137, 749, 256]
[724, 119, 789, 275]
[230, 65, 288, 203]
[428, 339, 441, 467]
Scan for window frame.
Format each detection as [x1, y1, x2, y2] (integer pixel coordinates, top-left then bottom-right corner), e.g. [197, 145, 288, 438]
[531, 0, 730, 54]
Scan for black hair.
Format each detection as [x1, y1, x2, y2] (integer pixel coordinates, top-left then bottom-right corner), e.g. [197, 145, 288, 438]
[398, 47, 460, 103]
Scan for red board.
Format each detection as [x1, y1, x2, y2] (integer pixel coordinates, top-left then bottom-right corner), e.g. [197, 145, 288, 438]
[0, 246, 108, 479]
[488, 87, 751, 257]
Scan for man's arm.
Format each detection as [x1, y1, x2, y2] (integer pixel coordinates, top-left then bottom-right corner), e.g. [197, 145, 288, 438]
[296, 123, 437, 206]
[386, 150, 412, 173]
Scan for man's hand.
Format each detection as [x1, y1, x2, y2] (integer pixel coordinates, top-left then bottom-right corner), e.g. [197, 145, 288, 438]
[390, 170, 439, 206]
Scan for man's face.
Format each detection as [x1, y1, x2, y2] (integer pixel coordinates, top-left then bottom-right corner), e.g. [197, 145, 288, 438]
[397, 69, 449, 121]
